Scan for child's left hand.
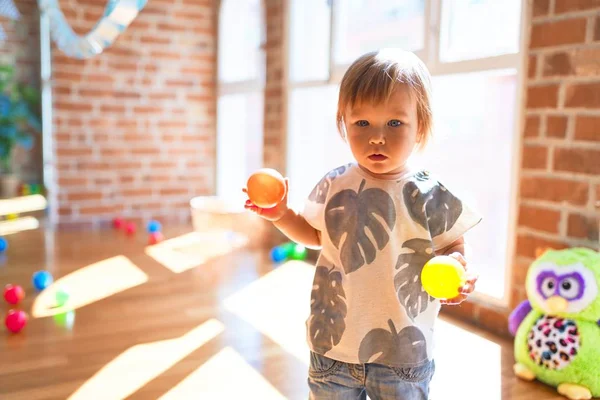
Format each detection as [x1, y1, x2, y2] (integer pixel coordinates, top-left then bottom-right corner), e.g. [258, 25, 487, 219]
[440, 252, 478, 305]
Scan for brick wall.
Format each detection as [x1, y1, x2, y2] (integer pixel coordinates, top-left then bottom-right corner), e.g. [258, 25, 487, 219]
[443, 0, 600, 337]
[51, 0, 217, 228]
[262, 0, 286, 174]
[0, 0, 42, 185]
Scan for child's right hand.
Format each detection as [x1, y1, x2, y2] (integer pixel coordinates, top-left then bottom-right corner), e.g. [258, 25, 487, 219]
[243, 178, 290, 222]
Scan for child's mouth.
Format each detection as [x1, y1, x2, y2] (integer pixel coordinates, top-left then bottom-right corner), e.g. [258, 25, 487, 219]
[368, 154, 388, 161]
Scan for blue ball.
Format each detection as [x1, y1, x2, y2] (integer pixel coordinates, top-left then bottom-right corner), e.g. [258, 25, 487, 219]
[33, 270, 53, 291]
[270, 246, 288, 263]
[0, 237, 7, 252]
[147, 220, 161, 233]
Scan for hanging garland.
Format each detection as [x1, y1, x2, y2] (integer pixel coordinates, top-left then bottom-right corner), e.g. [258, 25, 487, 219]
[37, 0, 148, 59]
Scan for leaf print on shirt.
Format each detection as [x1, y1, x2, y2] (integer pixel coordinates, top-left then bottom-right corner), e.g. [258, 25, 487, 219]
[403, 171, 463, 238]
[325, 179, 396, 274]
[358, 320, 428, 365]
[308, 164, 351, 204]
[394, 239, 435, 320]
[309, 265, 347, 353]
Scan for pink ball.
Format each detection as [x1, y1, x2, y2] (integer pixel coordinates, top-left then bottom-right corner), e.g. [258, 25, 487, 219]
[148, 232, 164, 245]
[125, 222, 136, 235]
[5, 309, 27, 333]
[3, 284, 25, 305]
[113, 217, 125, 229]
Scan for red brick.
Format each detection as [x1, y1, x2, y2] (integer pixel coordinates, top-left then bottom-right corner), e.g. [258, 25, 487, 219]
[524, 115, 541, 138]
[595, 16, 600, 41]
[516, 234, 569, 258]
[58, 177, 88, 186]
[528, 55, 537, 78]
[122, 189, 153, 198]
[518, 205, 561, 233]
[546, 115, 568, 138]
[57, 148, 94, 157]
[567, 213, 600, 241]
[521, 145, 548, 169]
[79, 206, 119, 216]
[554, 0, 600, 13]
[526, 85, 559, 108]
[530, 18, 587, 48]
[520, 176, 589, 205]
[554, 148, 600, 175]
[533, 0, 551, 16]
[54, 101, 93, 112]
[565, 83, 600, 108]
[67, 192, 104, 201]
[512, 258, 535, 288]
[569, 48, 600, 76]
[542, 52, 573, 76]
[574, 116, 600, 142]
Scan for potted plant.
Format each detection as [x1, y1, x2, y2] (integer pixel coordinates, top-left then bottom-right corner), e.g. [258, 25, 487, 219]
[0, 65, 41, 198]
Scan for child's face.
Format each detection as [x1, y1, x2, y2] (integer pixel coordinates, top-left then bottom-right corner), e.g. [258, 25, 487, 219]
[344, 85, 419, 178]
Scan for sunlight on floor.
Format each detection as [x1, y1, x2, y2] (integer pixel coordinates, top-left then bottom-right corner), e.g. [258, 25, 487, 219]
[0, 194, 47, 216]
[145, 230, 248, 273]
[0, 216, 39, 236]
[159, 346, 287, 400]
[68, 319, 225, 400]
[32, 255, 148, 318]
[430, 318, 502, 400]
[223, 260, 314, 364]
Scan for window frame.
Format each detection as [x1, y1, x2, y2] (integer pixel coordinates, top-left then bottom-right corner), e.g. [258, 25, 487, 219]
[284, 0, 529, 307]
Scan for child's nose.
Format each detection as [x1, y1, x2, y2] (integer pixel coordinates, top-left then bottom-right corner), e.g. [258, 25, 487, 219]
[369, 132, 385, 145]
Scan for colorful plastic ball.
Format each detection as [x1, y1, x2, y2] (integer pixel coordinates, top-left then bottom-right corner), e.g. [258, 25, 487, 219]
[5, 309, 27, 333]
[3, 284, 25, 305]
[113, 217, 125, 229]
[32, 271, 53, 291]
[270, 246, 288, 263]
[53, 310, 75, 329]
[148, 232, 164, 245]
[291, 244, 308, 260]
[55, 288, 70, 307]
[246, 168, 286, 209]
[125, 222, 136, 235]
[421, 256, 466, 299]
[6, 213, 18, 220]
[0, 237, 7, 252]
[147, 220, 162, 233]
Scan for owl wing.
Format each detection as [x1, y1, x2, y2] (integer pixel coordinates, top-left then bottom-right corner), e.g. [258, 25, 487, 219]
[509, 300, 532, 336]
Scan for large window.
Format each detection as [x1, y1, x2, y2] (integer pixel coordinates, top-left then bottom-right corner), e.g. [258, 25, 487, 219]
[217, 0, 265, 203]
[287, 0, 524, 301]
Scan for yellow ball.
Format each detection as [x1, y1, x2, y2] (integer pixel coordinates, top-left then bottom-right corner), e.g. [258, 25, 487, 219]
[421, 256, 466, 299]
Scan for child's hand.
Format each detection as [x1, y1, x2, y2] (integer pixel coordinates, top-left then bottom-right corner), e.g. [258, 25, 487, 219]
[440, 252, 478, 305]
[243, 178, 290, 222]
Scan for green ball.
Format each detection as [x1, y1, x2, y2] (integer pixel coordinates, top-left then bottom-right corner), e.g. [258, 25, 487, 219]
[55, 288, 70, 307]
[291, 244, 307, 260]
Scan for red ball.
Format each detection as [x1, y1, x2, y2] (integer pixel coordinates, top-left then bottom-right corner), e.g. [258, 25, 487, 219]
[5, 309, 27, 333]
[148, 232, 164, 245]
[3, 284, 25, 305]
[125, 222, 136, 235]
[113, 217, 125, 229]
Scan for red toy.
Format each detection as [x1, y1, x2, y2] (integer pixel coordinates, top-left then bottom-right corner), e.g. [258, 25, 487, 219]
[148, 232, 164, 245]
[5, 309, 27, 333]
[113, 217, 125, 229]
[125, 222, 136, 235]
[3, 284, 25, 305]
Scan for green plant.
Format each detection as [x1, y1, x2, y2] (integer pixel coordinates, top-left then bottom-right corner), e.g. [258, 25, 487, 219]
[0, 65, 41, 174]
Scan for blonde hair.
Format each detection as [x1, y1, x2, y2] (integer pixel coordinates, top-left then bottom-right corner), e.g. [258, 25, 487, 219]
[336, 49, 433, 149]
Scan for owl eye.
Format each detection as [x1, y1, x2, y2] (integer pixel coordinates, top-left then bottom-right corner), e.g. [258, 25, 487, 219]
[540, 276, 556, 298]
[559, 277, 580, 300]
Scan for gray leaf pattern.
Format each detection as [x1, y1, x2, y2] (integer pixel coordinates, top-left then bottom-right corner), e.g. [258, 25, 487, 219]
[394, 239, 435, 320]
[309, 265, 347, 353]
[358, 320, 427, 365]
[325, 179, 396, 274]
[308, 164, 351, 204]
[403, 171, 463, 237]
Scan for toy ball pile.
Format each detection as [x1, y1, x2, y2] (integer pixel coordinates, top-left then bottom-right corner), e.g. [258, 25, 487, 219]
[270, 241, 308, 263]
[112, 217, 164, 245]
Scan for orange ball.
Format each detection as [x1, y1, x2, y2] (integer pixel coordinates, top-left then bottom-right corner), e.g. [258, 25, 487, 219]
[246, 168, 286, 209]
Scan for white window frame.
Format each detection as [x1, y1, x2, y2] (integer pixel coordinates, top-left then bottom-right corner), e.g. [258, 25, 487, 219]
[284, 0, 529, 307]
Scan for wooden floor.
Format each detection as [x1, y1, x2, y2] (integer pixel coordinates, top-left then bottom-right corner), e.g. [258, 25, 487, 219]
[0, 224, 567, 400]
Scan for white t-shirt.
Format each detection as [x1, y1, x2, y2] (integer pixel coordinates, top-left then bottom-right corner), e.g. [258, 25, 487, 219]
[302, 163, 482, 368]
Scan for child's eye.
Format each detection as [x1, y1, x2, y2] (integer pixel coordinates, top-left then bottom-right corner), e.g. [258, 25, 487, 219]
[388, 120, 402, 127]
[356, 120, 369, 127]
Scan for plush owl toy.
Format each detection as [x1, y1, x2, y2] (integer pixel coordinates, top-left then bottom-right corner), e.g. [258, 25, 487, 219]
[509, 247, 600, 400]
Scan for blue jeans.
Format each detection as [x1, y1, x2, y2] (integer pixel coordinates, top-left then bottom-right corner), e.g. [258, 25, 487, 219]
[308, 351, 435, 400]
